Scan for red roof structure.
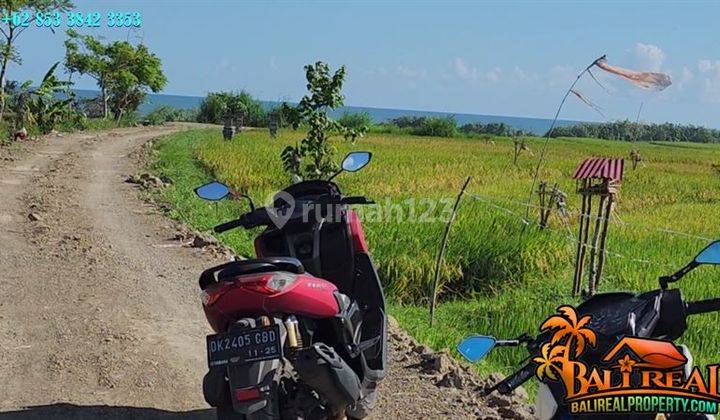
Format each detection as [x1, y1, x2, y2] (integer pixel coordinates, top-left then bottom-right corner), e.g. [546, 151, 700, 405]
[572, 157, 624, 182]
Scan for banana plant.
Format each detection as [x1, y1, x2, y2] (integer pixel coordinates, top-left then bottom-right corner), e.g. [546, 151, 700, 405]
[22, 62, 76, 134]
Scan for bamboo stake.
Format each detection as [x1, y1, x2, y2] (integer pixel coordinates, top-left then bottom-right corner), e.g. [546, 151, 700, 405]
[575, 179, 596, 296]
[573, 180, 589, 296]
[522, 55, 607, 235]
[594, 194, 615, 289]
[587, 194, 607, 296]
[578, 191, 593, 295]
[430, 176, 471, 326]
[538, 181, 547, 228]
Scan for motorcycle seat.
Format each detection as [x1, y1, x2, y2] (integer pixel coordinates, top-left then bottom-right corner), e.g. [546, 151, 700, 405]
[199, 257, 305, 290]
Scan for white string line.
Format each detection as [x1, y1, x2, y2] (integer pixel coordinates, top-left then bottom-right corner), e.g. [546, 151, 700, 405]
[468, 194, 673, 269]
[467, 192, 714, 242]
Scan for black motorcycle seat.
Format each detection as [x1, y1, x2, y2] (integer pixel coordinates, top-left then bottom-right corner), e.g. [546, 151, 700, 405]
[199, 257, 305, 290]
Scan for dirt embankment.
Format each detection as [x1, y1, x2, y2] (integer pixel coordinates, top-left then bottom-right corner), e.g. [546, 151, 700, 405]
[0, 125, 532, 419]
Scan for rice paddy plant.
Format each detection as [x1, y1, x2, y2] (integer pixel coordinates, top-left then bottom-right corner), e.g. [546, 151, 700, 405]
[151, 127, 720, 376]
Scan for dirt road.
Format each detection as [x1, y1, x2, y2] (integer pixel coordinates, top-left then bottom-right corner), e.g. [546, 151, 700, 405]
[0, 126, 530, 419]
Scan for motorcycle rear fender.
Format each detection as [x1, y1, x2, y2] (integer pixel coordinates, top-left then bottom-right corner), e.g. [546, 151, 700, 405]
[228, 363, 279, 415]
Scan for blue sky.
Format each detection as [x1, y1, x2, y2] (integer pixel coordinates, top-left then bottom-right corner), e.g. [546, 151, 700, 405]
[14, 1, 720, 126]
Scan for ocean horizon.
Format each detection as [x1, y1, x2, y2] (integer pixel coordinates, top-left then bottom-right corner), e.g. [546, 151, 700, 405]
[73, 89, 581, 135]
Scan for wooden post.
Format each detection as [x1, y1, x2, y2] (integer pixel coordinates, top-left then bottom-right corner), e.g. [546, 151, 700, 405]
[573, 180, 589, 296]
[538, 181, 547, 228]
[268, 113, 279, 139]
[594, 194, 614, 289]
[430, 176, 471, 326]
[235, 111, 245, 134]
[575, 180, 594, 296]
[546, 182, 559, 228]
[222, 116, 234, 140]
[587, 193, 607, 296]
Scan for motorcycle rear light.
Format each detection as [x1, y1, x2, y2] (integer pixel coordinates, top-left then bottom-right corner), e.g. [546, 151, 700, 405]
[240, 273, 297, 295]
[235, 387, 261, 401]
[200, 284, 231, 307]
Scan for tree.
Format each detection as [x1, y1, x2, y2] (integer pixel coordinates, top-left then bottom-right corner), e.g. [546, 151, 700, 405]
[0, 0, 73, 118]
[281, 61, 365, 180]
[64, 29, 111, 117]
[196, 91, 267, 126]
[65, 32, 166, 122]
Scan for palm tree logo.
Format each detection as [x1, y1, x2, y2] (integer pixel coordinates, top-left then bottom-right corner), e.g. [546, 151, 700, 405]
[533, 305, 597, 382]
[534, 342, 565, 380]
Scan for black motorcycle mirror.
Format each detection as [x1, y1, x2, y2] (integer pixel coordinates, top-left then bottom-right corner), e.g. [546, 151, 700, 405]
[660, 240, 720, 289]
[328, 151, 372, 181]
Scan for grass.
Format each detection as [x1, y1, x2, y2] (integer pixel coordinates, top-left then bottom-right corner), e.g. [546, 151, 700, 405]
[148, 128, 720, 380]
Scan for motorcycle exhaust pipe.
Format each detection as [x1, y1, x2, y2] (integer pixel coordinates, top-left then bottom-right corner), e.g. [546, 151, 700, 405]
[293, 343, 362, 411]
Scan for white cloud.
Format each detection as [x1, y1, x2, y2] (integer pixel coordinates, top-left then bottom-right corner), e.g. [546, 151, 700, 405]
[485, 67, 502, 83]
[673, 66, 695, 91]
[633, 43, 665, 71]
[681, 66, 694, 81]
[396, 65, 427, 79]
[698, 59, 719, 73]
[697, 59, 720, 102]
[452, 57, 508, 85]
[453, 57, 469, 77]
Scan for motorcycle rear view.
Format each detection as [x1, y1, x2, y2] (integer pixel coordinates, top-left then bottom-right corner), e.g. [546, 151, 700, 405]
[195, 152, 387, 420]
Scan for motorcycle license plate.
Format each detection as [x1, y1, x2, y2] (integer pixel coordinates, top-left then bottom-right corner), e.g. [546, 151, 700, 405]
[206, 325, 282, 367]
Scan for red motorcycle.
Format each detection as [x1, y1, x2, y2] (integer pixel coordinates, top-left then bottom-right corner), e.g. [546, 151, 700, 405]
[195, 152, 387, 420]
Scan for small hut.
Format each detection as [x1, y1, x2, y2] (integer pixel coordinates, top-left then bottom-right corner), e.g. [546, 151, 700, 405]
[572, 157, 624, 297]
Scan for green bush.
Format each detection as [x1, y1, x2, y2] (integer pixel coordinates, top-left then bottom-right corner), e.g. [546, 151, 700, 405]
[548, 120, 720, 143]
[413, 116, 457, 137]
[460, 122, 528, 137]
[197, 91, 267, 127]
[145, 105, 197, 125]
[388, 115, 426, 129]
[337, 110, 372, 130]
[378, 115, 458, 138]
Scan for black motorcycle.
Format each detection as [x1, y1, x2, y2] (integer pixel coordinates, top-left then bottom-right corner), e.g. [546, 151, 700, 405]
[459, 240, 720, 419]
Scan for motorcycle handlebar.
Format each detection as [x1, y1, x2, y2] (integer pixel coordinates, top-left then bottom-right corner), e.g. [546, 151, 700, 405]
[342, 196, 374, 205]
[212, 196, 372, 233]
[213, 218, 245, 233]
[491, 361, 535, 395]
[686, 298, 720, 316]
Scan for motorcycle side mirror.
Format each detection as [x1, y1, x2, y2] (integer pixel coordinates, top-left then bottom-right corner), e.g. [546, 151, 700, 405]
[195, 181, 230, 201]
[695, 240, 720, 265]
[660, 240, 720, 289]
[328, 151, 372, 181]
[457, 335, 496, 363]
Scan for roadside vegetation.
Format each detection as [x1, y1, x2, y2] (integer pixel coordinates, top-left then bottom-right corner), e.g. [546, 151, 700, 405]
[0, 1, 167, 145]
[548, 120, 720, 143]
[149, 126, 720, 377]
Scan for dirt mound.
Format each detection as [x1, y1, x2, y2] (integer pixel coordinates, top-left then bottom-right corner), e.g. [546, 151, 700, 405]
[376, 317, 533, 419]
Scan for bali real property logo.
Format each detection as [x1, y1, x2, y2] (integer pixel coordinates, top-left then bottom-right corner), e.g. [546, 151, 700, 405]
[535, 306, 720, 415]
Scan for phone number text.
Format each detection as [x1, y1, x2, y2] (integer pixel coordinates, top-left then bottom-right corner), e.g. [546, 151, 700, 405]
[3, 11, 142, 28]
